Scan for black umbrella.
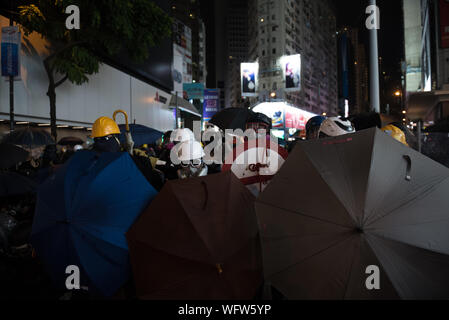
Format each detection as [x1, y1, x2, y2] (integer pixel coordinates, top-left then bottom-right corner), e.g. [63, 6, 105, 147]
[422, 133, 449, 168]
[57, 136, 84, 146]
[0, 144, 29, 169]
[256, 128, 449, 299]
[3, 128, 54, 148]
[0, 172, 37, 198]
[425, 118, 449, 133]
[210, 108, 256, 131]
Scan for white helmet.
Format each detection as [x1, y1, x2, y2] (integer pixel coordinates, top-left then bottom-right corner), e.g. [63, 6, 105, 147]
[170, 128, 195, 143]
[319, 117, 355, 137]
[74, 145, 83, 152]
[177, 140, 205, 162]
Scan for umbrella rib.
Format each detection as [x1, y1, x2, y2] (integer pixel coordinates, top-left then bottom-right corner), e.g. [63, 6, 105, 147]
[342, 234, 360, 300]
[267, 233, 355, 279]
[130, 238, 215, 267]
[365, 176, 449, 227]
[257, 200, 354, 229]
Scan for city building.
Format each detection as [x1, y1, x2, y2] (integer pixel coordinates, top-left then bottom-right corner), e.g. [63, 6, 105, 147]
[247, 0, 338, 117]
[0, 2, 177, 139]
[225, 0, 250, 109]
[171, 0, 207, 85]
[171, 0, 208, 127]
[403, 0, 449, 125]
[201, 0, 249, 110]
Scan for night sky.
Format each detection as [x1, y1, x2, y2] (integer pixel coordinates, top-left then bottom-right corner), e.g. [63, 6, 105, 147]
[334, 0, 404, 73]
[334, 0, 404, 112]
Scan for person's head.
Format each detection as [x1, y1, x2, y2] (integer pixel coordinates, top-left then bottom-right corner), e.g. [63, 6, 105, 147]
[170, 128, 195, 145]
[43, 144, 58, 164]
[176, 140, 206, 179]
[91, 117, 121, 153]
[305, 116, 327, 140]
[319, 117, 356, 138]
[246, 112, 272, 133]
[381, 124, 409, 146]
[73, 145, 83, 152]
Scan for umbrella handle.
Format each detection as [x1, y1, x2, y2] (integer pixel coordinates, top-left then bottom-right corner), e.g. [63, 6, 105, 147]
[113, 110, 130, 132]
[403, 155, 411, 181]
[201, 181, 209, 210]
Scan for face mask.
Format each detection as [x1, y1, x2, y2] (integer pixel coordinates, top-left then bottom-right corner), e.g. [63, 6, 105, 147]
[94, 136, 121, 153]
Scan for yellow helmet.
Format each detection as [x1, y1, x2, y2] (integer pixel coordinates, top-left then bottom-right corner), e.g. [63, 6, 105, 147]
[91, 117, 121, 138]
[381, 124, 409, 146]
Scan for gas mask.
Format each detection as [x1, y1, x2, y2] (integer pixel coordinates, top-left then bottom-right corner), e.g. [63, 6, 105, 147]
[177, 160, 208, 179]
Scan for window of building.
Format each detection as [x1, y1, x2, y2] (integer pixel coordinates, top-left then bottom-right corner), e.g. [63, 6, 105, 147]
[262, 50, 265, 56]
[272, 15, 275, 20]
[272, 37, 276, 43]
[272, 48, 276, 54]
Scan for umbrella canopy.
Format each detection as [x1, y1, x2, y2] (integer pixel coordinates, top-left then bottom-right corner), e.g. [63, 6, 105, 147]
[127, 171, 263, 300]
[0, 143, 29, 169]
[31, 151, 157, 297]
[2, 128, 54, 148]
[210, 108, 256, 131]
[0, 172, 37, 198]
[118, 124, 163, 147]
[57, 136, 84, 146]
[256, 127, 449, 300]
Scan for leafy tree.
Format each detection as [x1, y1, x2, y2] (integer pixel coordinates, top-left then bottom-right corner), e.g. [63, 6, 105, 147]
[17, 0, 172, 139]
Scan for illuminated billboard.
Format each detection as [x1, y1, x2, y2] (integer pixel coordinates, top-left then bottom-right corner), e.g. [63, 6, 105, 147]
[282, 54, 301, 91]
[241, 62, 259, 97]
[253, 102, 316, 130]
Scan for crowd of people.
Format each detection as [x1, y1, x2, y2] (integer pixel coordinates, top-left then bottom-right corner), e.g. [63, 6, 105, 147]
[0, 110, 424, 299]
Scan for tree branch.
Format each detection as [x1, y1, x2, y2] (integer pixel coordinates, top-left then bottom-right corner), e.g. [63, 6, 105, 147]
[55, 74, 68, 88]
[44, 41, 87, 64]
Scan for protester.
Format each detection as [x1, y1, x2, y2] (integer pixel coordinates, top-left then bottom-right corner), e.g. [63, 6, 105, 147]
[381, 123, 409, 146]
[318, 117, 356, 138]
[305, 116, 327, 140]
[91, 116, 164, 191]
[176, 140, 208, 179]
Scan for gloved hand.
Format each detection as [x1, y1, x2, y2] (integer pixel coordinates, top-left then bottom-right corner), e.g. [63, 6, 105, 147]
[125, 132, 134, 155]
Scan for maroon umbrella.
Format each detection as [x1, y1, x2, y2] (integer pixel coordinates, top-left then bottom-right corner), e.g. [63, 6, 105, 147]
[126, 171, 263, 300]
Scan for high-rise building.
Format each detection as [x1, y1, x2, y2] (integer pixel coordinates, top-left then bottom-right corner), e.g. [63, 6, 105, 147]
[171, 0, 207, 85]
[337, 28, 370, 117]
[225, 0, 250, 109]
[247, 0, 338, 116]
[201, 0, 249, 110]
[403, 0, 449, 125]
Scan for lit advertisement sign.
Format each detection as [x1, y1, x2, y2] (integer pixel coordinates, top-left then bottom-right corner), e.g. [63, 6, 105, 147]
[440, 0, 449, 48]
[1, 26, 21, 78]
[183, 83, 205, 100]
[241, 62, 259, 97]
[282, 54, 301, 91]
[203, 89, 220, 122]
[253, 102, 316, 130]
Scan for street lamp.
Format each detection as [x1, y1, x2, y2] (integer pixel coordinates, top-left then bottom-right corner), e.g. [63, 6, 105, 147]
[394, 90, 401, 97]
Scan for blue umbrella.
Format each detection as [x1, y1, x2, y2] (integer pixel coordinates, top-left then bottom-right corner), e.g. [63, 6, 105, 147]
[31, 151, 157, 297]
[118, 124, 163, 147]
